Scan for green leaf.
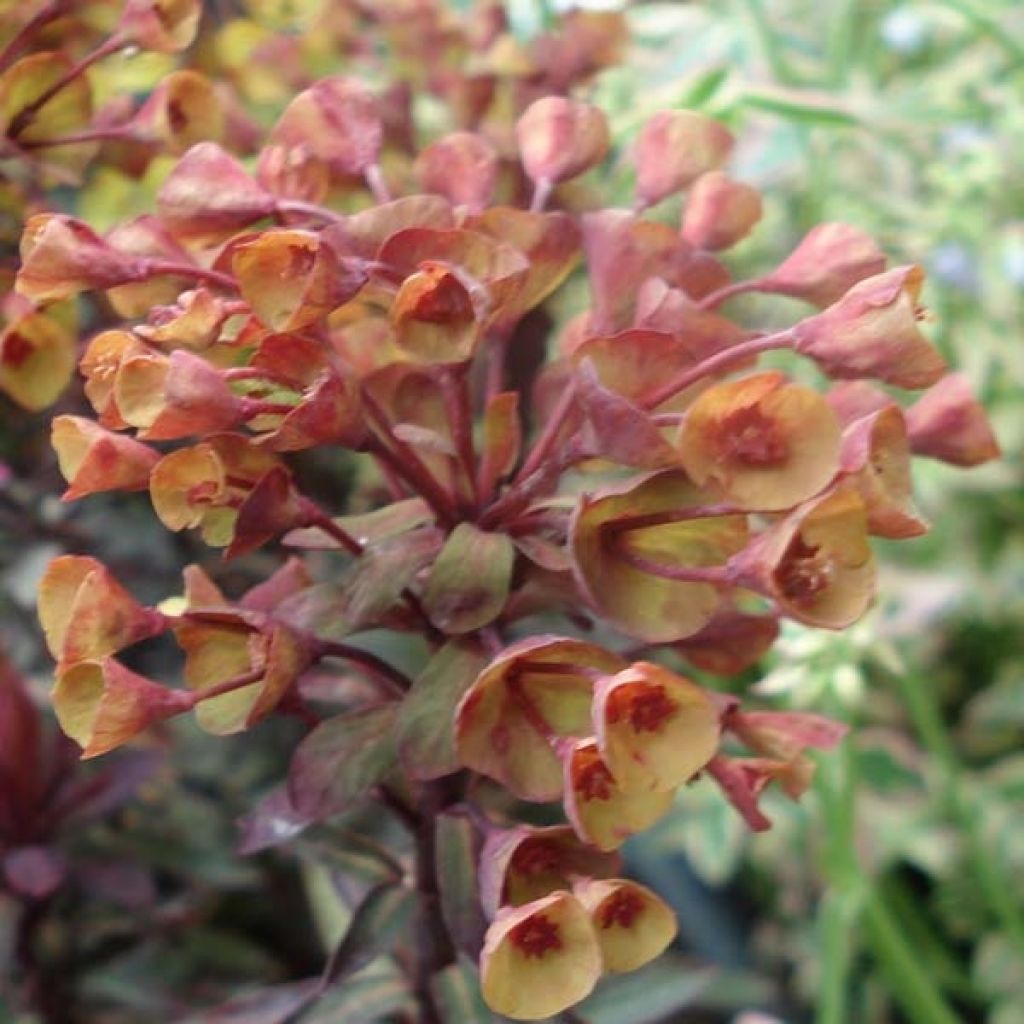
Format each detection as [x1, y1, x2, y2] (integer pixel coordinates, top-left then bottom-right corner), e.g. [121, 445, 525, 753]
[397, 640, 488, 780]
[288, 704, 399, 819]
[295, 830, 404, 887]
[322, 883, 416, 987]
[302, 966, 412, 1024]
[738, 85, 860, 127]
[431, 957, 494, 1024]
[578, 959, 713, 1024]
[422, 523, 515, 634]
[180, 980, 320, 1024]
[435, 812, 488, 958]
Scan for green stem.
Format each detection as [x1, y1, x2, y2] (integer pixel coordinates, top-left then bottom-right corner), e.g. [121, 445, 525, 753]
[889, 669, 1024, 953]
[862, 889, 961, 1024]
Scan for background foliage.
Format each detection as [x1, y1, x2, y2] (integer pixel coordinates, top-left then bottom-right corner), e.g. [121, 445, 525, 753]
[1, 1, 1021, 1022]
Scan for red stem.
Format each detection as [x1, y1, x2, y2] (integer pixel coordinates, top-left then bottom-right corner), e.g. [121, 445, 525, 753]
[640, 330, 793, 411]
[21, 124, 147, 149]
[316, 640, 413, 697]
[188, 667, 265, 706]
[602, 503, 744, 535]
[613, 544, 734, 586]
[0, 0, 71, 73]
[442, 365, 479, 514]
[276, 198, 346, 224]
[696, 276, 770, 311]
[143, 260, 239, 292]
[364, 163, 391, 204]
[514, 377, 577, 483]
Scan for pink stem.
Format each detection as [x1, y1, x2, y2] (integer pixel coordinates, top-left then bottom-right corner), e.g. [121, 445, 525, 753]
[640, 330, 793, 411]
[696, 276, 770, 311]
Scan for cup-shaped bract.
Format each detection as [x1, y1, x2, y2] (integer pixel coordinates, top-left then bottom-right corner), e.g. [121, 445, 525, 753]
[52, 416, 160, 501]
[762, 222, 887, 308]
[674, 608, 779, 676]
[234, 229, 367, 332]
[563, 740, 674, 851]
[905, 373, 1001, 467]
[792, 266, 947, 389]
[137, 288, 232, 351]
[80, 330, 151, 428]
[135, 69, 225, 155]
[38, 556, 166, 667]
[682, 171, 763, 251]
[268, 75, 382, 180]
[678, 371, 842, 511]
[114, 349, 244, 440]
[570, 471, 749, 642]
[415, 131, 498, 212]
[16, 215, 145, 304]
[119, 0, 201, 53]
[731, 487, 876, 629]
[454, 636, 626, 801]
[632, 110, 734, 208]
[0, 312, 76, 411]
[516, 96, 609, 187]
[573, 877, 677, 973]
[104, 216, 194, 319]
[479, 825, 620, 918]
[480, 892, 602, 1020]
[150, 434, 280, 547]
[52, 659, 193, 759]
[592, 662, 720, 793]
[839, 406, 928, 538]
[158, 143, 277, 241]
[391, 262, 480, 364]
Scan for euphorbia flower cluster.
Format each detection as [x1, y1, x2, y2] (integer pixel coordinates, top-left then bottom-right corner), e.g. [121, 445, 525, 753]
[13, 2, 1001, 1019]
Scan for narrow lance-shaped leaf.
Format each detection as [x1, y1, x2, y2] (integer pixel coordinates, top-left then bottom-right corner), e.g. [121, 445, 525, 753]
[435, 812, 489, 958]
[288, 704, 399, 820]
[397, 640, 488, 780]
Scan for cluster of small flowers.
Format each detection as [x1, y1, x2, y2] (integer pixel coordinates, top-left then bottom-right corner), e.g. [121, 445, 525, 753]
[11, 1, 1002, 1019]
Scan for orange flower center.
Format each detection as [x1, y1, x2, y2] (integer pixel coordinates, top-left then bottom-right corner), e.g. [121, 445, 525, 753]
[598, 889, 644, 930]
[776, 536, 834, 602]
[403, 265, 475, 324]
[509, 913, 563, 959]
[718, 405, 790, 467]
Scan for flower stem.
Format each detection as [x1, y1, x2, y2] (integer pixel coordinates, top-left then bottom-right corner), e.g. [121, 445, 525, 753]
[640, 329, 792, 411]
[316, 640, 412, 697]
[515, 377, 576, 483]
[697, 276, 769, 310]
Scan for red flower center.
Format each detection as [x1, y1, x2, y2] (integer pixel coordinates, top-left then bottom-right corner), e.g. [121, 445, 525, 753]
[1, 332, 33, 369]
[511, 840, 562, 877]
[509, 913, 563, 959]
[627, 684, 678, 733]
[574, 754, 614, 802]
[598, 889, 644, 930]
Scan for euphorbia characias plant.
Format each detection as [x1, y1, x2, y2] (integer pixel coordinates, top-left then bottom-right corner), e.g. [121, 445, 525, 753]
[10, 2, 1002, 1020]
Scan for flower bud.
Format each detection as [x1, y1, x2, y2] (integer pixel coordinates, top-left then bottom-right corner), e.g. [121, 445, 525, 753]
[415, 131, 498, 212]
[52, 659, 192, 758]
[269, 76, 382, 179]
[792, 266, 947, 389]
[480, 892, 602, 1020]
[682, 171, 763, 250]
[762, 223, 886, 307]
[52, 416, 159, 501]
[905, 373, 1000, 467]
[516, 97, 609, 187]
[593, 662, 720, 793]
[158, 143, 277, 241]
[79, 330, 150, 428]
[574, 877, 677, 973]
[38, 556, 166, 667]
[633, 110, 734, 208]
[677, 371, 842, 511]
